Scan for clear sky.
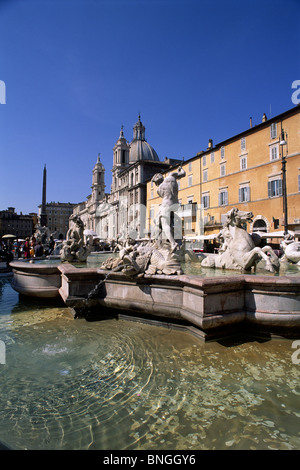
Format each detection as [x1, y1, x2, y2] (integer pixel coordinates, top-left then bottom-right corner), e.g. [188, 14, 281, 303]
[0, 0, 299, 215]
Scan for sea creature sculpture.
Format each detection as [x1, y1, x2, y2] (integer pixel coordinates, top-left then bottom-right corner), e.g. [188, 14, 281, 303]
[281, 234, 300, 265]
[100, 240, 183, 276]
[201, 207, 280, 272]
[60, 215, 87, 262]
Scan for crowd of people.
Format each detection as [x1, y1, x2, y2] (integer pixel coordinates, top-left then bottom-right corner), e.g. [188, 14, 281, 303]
[0, 235, 56, 266]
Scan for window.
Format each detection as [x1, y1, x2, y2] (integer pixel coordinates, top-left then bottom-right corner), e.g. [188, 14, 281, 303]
[203, 168, 208, 182]
[210, 152, 215, 164]
[177, 180, 181, 190]
[219, 189, 228, 206]
[253, 219, 268, 232]
[188, 175, 193, 187]
[187, 196, 193, 204]
[270, 122, 277, 139]
[202, 155, 207, 167]
[185, 219, 192, 230]
[220, 163, 226, 177]
[202, 194, 210, 209]
[188, 162, 192, 172]
[239, 185, 250, 202]
[240, 155, 247, 170]
[241, 137, 246, 151]
[270, 144, 279, 161]
[268, 178, 282, 198]
[220, 146, 225, 159]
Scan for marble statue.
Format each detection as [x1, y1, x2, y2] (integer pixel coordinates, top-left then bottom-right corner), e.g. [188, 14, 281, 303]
[60, 215, 87, 262]
[201, 207, 280, 272]
[151, 166, 186, 252]
[281, 234, 300, 265]
[34, 224, 51, 245]
[100, 166, 187, 276]
[100, 239, 183, 276]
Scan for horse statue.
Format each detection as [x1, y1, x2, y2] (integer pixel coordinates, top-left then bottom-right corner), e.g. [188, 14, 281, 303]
[281, 234, 300, 266]
[201, 207, 280, 273]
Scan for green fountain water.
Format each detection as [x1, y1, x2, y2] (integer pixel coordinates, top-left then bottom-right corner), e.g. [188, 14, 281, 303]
[0, 269, 300, 450]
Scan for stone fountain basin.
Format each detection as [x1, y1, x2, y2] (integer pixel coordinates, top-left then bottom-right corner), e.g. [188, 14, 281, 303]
[58, 263, 300, 339]
[10, 259, 300, 339]
[10, 259, 62, 298]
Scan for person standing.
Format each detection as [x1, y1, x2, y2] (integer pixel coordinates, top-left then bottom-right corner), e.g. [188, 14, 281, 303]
[34, 241, 44, 258]
[23, 238, 31, 259]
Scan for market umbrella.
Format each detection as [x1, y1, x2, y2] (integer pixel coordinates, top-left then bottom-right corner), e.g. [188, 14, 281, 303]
[2, 234, 17, 239]
[83, 229, 98, 236]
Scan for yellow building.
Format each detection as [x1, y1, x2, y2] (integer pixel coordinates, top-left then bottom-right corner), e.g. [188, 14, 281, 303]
[146, 105, 300, 246]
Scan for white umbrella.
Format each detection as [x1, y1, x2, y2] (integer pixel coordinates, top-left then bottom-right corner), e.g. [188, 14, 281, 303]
[2, 234, 17, 239]
[84, 229, 98, 236]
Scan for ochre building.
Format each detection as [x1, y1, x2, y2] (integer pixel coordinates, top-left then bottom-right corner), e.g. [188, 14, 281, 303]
[146, 105, 300, 245]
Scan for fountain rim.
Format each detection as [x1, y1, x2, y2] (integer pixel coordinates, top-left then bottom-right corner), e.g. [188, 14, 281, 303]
[10, 258, 300, 287]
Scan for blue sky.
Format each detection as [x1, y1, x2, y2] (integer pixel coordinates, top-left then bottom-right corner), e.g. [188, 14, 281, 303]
[0, 0, 299, 215]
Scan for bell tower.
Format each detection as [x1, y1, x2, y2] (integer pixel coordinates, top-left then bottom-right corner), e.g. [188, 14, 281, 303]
[92, 154, 105, 203]
[113, 125, 130, 169]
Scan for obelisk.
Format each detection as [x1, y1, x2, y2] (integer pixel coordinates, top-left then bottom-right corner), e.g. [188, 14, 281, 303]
[40, 164, 47, 227]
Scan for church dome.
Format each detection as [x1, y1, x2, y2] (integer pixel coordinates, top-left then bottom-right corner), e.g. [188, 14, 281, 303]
[129, 139, 159, 162]
[129, 115, 160, 163]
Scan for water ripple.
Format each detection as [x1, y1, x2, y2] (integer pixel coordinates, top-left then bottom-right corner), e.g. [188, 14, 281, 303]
[0, 277, 300, 450]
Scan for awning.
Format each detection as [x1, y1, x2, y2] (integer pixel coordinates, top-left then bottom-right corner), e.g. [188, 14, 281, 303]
[184, 234, 217, 241]
[253, 230, 295, 238]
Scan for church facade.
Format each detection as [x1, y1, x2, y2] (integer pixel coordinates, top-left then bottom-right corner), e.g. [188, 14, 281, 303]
[72, 115, 179, 240]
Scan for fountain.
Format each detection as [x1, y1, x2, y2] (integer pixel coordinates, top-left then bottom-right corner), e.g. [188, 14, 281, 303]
[3, 167, 300, 450]
[9, 167, 300, 340]
[1, 274, 300, 450]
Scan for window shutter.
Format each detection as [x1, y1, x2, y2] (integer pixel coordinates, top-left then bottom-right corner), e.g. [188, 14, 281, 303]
[247, 186, 250, 201]
[268, 181, 271, 198]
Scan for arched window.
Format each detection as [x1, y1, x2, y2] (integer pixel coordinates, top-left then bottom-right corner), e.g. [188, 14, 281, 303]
[253, 219, 267, 232]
